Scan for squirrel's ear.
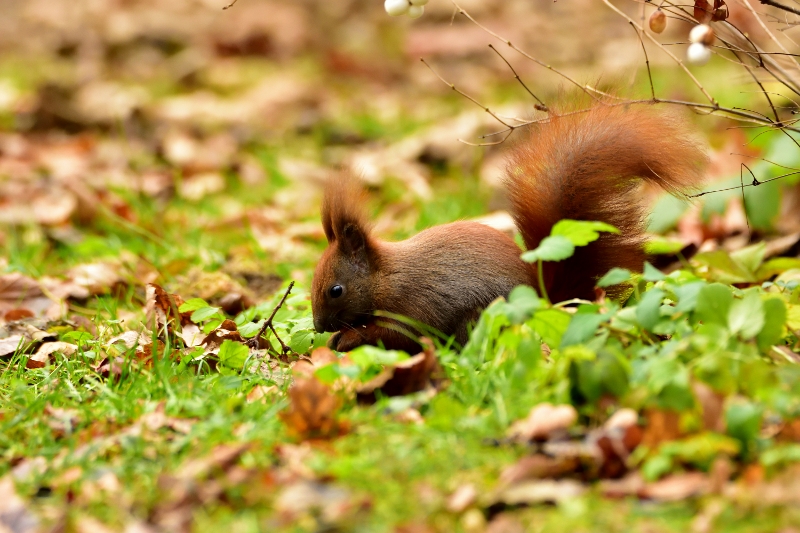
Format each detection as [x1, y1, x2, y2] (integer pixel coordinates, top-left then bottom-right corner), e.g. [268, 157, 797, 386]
[340, 222, 370, 269]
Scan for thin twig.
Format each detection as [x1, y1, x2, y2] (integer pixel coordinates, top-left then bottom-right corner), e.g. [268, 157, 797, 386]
[759, 0, 800, 21]
[420, 58, 514, 130]
[631, 21, 656, 100]
[222, 0, 238, 9]
[451, 0, 598, 100]
[487, 44, 548, 110]
[248, 281, 295, 353]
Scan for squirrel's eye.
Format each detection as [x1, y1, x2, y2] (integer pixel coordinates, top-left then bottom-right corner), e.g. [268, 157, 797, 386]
[329, 285, 343, 298]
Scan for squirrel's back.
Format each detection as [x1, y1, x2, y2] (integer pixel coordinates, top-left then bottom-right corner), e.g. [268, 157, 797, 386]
[504, 104, 707, 301]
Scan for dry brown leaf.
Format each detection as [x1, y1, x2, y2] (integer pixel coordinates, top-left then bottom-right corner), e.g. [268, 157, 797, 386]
[0, 475, 39, 533]
[641, 408, 683, 448]
[640, 472, 709, 501]
[280, 377, 347, 440]
[498, 455, 580, 487]
[0, 273, 63, 319]
[692, 381, 726, 433]
[494, 479, 586, 506]
[446, 484, 478, 513]
[0, 320, 56, 358]
[356, 339, 442, 403]
[274, 479, 364, 524]
[507, 403, 578, 442]
[29, 341, 77, 367]
[485, 514, 525, 533]
[599, 472, 645, 499]
[604, 408, 638, 431]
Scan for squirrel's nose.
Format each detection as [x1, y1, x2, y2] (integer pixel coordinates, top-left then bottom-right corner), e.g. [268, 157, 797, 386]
[313, 317, 326, 334]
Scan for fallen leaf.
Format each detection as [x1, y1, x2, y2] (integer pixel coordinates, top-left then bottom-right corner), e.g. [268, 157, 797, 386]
[640, 472, 709, 501]
[507, 403, 578, 442]
[356, 339, 442, 403]
[494, 479, 586, 505]
[274, 479, 365, 524]
[0, 273, 63, 319]
[280, 377, 347, 440]
[498, 455, 580, 486]
[0, 476, 39, 533]
[446, 484, 477, 513]
[28, 341, 77, 366]
[641, 409, 683, 448]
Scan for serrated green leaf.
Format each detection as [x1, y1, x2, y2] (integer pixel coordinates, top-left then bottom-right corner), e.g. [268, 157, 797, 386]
[531, 308, 571, 349]
[645, 236, 687, 255]
[730, 242, 766, 275]
[643, 263, 666, 282]
[597, 267, 632, 288]
[551, 219, 619, 246]
[238, 321, 263, 338]
[179, 298, 210, 313]
[673, 281, 706, 313]
[191, 306, 222, 323]
[521, 235, 575, 263]
[728, 290, 764, 340]
[636, 289, 665, 331]
[757, 297, 787, 351]
[289, 329, 314, 354]
[695, 283, 733, 327]
[218, 340, 250, 370]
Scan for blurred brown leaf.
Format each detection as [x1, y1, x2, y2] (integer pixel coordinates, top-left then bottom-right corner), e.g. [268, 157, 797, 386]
[280, 377, 347, 440]
[507, 403, 577, 442]
[0, 273, 63, 320]
[356, 338, 442, 403]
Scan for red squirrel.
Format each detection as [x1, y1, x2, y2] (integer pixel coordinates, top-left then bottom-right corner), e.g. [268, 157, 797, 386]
[311, 104, 707, 353]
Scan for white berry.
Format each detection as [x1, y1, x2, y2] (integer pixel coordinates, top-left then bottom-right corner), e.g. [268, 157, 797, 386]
[409, 0, 428, 5]
[385, 0, 410, 16]
[407, 4, 424, 18]
[689, 24, 715, 46]
[687, 43, 711, 65]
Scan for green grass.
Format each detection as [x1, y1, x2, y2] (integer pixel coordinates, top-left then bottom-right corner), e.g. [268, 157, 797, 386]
[2, 50, 800, 532]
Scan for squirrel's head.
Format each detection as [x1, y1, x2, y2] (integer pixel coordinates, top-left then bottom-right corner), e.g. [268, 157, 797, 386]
[311, 178, 377, 334]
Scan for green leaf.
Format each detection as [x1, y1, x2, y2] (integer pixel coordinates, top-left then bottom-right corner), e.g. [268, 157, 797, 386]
[218, 340, 250, 370]
[645, 236, 686, 255]
[758, 298, 787, 351]
[561, 308, 609, 348]
[531, 308, 571, 349]
[756, 257, 800, 281]
[551, 219, 619, 246]
[289, 329, 314, 354]
[521, 235, 574, 263]
[643, 263, 666, 282]
[730, 242, 766, 275]
[636, 289, 666, 331]
[728, 290, 765, 340]
[648, 194, 690, 234]
[673, 281, 706, 314]
[505, 285, 542, 324]
[693, 251, 754, 284]
[179, 298, 210, 313]
[349, 345, 409, 368]
[597, 268, 632, 288]
[726, 401, 762, 455]
[694, 283, 733, 327]
[238, 321, 263, 338]
[191, 306, 223, 323]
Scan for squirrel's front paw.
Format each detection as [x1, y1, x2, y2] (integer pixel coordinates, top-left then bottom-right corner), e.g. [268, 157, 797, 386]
[327, 328, 364, 352]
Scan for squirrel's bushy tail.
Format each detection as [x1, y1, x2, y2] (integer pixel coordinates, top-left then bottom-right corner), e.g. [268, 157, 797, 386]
[504, 104, 708, 301]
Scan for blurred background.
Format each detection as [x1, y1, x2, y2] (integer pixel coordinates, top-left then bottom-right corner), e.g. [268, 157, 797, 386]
[0, 0, 798, 308]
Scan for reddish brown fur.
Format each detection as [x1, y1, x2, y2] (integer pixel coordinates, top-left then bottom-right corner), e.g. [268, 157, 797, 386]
[312, 104, 707, 351]
[505, 104, 707, 301]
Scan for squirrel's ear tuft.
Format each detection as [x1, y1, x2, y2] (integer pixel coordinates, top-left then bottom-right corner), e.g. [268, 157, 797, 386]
[340, 222, 369, 269]
[321, 175, 372, 247]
